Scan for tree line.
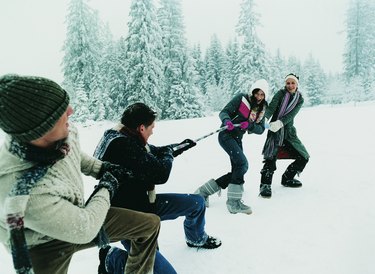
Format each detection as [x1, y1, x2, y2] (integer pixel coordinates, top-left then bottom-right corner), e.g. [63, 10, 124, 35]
[62, 0, 375, 123]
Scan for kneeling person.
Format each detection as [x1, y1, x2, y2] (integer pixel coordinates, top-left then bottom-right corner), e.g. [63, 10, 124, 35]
[0, 75, 159, 274]
[94, 103, 222, 273]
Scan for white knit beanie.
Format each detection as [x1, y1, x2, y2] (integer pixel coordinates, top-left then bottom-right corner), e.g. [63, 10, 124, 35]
[249, 79, 269, 99]
[285, 74, 299, 85]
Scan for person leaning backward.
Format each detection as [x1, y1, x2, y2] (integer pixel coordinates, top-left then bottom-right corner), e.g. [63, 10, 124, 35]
[0, 74, 160, 274]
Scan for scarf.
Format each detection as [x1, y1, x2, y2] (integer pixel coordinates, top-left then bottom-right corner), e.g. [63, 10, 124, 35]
[238, 95, 266, 124]
[5, 139, 69, 274]
[263, 91, 300, 159]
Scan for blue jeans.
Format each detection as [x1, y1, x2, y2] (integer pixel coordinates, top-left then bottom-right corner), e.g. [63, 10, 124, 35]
[106, 193, 207, 273]
[105, 246, 175, 274]
[218, 131, 248, 185]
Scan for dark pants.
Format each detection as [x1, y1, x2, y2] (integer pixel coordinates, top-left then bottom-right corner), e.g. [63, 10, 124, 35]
[106, 243, 175, 274]
[218, 131, 248, 185]
[262, 141, 309, 185]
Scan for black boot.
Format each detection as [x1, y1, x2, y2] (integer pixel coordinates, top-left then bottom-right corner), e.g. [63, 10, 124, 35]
[259, 168, 273, 197]
[98, 246, 111, 274]
[281, 177, 302, 187]
[260, 168, 274, 184]
[259, 184, 272, 198]
[281, 166, 302, 188]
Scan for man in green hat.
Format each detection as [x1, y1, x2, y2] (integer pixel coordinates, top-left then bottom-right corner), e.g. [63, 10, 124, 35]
[0, 74, 160, 274]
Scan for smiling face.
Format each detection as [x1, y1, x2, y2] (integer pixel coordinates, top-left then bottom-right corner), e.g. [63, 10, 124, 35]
[254, 89, 265, 103]
[30, 105, 74, 148]
[285, 78, 298, 93]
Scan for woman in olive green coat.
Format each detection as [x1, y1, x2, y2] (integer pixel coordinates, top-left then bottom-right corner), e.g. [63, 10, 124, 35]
[259, 73, 309, 198]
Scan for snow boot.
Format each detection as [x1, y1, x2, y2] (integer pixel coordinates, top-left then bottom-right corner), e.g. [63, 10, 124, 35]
[260, 167, 274, 185]
[281, 166, 302, 187]
[194, 179, 221, 207]
[259, 184, 272, 198]
[98, 246, 111, 274]
[186, 235, 222, 249]
[259, 168, 273, 198]
[281, 177, 302, 187]
[226, 184, 252, 215]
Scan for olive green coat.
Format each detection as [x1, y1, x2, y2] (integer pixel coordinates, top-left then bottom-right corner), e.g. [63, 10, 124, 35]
[265, 88, 310, 160]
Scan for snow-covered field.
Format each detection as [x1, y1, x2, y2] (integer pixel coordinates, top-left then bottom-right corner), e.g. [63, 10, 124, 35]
[1, 102, 374, 274]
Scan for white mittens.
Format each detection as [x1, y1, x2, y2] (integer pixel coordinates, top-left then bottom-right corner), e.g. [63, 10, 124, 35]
[269, 120, 283, 132]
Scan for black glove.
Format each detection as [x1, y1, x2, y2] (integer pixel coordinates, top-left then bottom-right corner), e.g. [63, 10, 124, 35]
[172, 139, 196, 157]
[154, 145, 174, 158]
[86, 172, 120, 204]
[88, 162, 133, 204]
[96, 172, 120, 199]
[97, 161, 134, 181]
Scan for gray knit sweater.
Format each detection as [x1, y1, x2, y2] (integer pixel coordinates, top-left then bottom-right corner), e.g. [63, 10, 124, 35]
[0, 125, 110, 251]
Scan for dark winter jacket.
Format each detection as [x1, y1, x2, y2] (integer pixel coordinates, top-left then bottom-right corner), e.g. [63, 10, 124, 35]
[265, 88, 309, 160]
[94, 128, 174, 213]
[219, 93, 267, 139]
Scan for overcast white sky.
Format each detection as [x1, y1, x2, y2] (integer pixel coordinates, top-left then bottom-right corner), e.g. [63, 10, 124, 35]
[0, 0, 349, 83]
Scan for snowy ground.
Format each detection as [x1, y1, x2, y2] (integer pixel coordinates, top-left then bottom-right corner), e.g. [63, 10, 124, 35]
[1, 102, 374, 274]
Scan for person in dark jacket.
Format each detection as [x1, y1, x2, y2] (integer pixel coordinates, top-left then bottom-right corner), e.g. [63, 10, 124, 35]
[259, 73, 310, 198]
[94, 103, 222, 274]
[195, 79, 269, 214]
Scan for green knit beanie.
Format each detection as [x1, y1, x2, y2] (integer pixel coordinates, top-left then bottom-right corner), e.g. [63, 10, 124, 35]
[0, 74, 70, 142]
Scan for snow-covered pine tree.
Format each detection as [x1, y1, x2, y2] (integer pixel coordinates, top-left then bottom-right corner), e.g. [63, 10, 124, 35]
[344, 0, 375, 100]
[344, 75, 363, 104]
[191, 44, 207, 95]
[88, 21, 115, 121]
[89, 75, 106, 121]
[204, 35, 227, 111]
[344, 0, 375, 79]
[123, 0, 165, 115]
[102, 37, 128, 120]
[324, 73, 347, 105]
[286, 56, 302, 77]
[205, 34, 225, 88]
[223, 39, 241, 97]
[157, 0, 203, 119]
[93, 24, 122, 121]
[62, 0, 105, 121]
[268, 49, 287, 98]
[236, 0, 270, 92]
[72, 77, 91, 123]
[303, 54, 325, 106]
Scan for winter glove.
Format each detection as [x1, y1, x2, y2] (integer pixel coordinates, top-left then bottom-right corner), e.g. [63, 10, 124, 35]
[240, 121, 249, 130]
[96, 171, 120, 199]
[172, 139, 197, 157]
[154, 145, 174, 158]
[225, 120, 235, 131]
[86, 171, 120, 204]
[269, 120, 283, 132]
[97, 161, 134, 181]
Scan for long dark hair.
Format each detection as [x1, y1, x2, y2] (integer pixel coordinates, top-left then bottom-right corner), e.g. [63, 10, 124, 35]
[249, 89, 267, 113]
